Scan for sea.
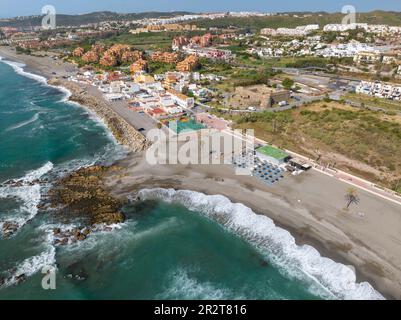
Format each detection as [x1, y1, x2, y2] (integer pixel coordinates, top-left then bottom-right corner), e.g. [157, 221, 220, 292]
[0, 56, 384, 300]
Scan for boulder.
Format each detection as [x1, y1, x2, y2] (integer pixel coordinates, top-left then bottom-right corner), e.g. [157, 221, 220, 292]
[14, 274, 26, 284]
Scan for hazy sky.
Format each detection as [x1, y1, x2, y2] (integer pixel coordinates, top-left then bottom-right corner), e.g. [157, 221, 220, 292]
[1, 0, 400, 18]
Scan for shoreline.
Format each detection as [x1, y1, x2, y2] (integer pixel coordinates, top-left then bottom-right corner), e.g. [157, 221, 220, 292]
[0, 47, 149, 152]
[136, 187, 382, 300]
[104, 152, 401, 300]
[1, 46, 401, 299]
[47, 78, 150, 152]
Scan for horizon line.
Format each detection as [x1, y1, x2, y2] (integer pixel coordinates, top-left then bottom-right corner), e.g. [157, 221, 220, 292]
[1, 8, 400, 20]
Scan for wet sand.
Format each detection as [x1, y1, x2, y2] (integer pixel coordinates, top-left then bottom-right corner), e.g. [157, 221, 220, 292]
[0, 47, 78, 78]
[2, 46, 401, 299]
[104, 151, 401, 299]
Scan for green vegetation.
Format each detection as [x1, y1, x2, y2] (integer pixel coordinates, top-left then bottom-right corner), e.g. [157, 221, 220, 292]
[199, 58, 233, 75]
[102, 32, 176, 50]
[0, 11, 193, 28]
[102, 30, 205, 50]
[15, 46, 31, 55]
[282, 78, 294, 90]
[395, 181, 401, 195]
[148, 61, 176, 74]
[215, 103, 401, 189]
[284, 56, 352, 69]
[231, 68, 273, 86]
[194, 11, 401, 32]
[344, 93, 401, 113]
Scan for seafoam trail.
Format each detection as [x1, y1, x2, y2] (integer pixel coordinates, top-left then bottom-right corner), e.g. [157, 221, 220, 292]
[138, 188, 385, 300]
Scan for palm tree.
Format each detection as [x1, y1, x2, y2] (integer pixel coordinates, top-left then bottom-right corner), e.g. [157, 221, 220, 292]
[345, 187, 360, 210]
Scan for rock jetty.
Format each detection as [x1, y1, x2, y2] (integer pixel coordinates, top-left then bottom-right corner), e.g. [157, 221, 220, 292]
[47, 78, 151, 152]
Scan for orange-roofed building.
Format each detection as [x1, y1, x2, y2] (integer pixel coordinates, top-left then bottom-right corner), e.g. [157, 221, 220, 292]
[150, 51, 179, 64]
[73, 47, 84, 57]
[130, 59, 148, 74]
[176, 55, 199, 72]
[164, 72, 180, 88]
[147, 107, 167, 118]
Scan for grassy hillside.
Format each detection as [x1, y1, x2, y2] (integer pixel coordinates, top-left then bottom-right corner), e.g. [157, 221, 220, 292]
[0, 11, 193, 28]
[1, 10, 400, 29]
[215, 102, 401, 191]
[195, 11, 401, 31]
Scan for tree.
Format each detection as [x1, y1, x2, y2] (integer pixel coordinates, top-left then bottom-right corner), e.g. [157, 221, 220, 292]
[282, 78, 294, 90]
[344, 187, 360, 210]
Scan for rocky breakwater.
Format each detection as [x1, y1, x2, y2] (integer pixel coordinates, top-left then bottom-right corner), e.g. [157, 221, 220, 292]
[47, 78, 151, 152]
[47, 165, 127, 246]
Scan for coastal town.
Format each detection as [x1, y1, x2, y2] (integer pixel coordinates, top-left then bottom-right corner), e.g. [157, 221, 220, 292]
[1, 9, 401, 205]
[1, 7, 401, 302]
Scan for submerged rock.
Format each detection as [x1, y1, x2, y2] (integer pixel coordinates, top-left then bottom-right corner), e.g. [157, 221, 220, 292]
[14, 274, 27, 285]
[65, 263, 89, 282]
[2, 221, 19, 238]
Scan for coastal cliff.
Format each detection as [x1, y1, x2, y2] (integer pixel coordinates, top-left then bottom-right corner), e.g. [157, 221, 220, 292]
[48, 78, 151, 152]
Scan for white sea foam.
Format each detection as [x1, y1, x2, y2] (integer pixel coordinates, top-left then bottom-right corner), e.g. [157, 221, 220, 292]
[138, 188, 385, 300]
[0, 59, 47, 84]
[0, 246, 56, 289]
[0, 55, 124, 151]
[17, 161, 53, 183]
[0, 57, 73, 117]
[5, 113, 40, 132]
[0, 162, 54, 235]
[157, 267, 238, 300]
[13, 247, 55, 277]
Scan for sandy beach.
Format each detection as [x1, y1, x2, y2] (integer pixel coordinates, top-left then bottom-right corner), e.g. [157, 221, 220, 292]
[0, 47, 76, 79]
[1, 45, 401, 299]
[103, 151, 401, 299]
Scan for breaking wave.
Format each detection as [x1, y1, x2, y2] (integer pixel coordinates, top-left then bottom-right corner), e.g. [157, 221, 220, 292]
[157, 267, 241, 300]
[137, 188, 385, 300]
[5, 113, 40, 132]
[0, 162, 53, 235]
[0, 59, 47, 84]
[0, 246, 56, 289]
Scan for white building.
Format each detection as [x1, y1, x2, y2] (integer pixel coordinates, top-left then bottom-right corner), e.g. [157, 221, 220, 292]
[167, 89, 195, 109]
[261, 24, 319, 37]
[110, 81, 125, 93]
[323, 23, 368, 32]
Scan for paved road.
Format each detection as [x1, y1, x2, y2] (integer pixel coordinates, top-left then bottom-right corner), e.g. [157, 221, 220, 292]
[222, 128, 401, 206]
[111, 100, 158, 136]
[86, 86, 158, 137]
[344, 99, 401, 116]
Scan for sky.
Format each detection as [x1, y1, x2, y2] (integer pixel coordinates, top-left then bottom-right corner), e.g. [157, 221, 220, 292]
[0, 0, 401, 19]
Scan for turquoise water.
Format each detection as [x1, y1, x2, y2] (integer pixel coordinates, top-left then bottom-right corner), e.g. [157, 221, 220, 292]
[170, 119, 206, 133]
[0, 200, 318, 299]
[0, 58, 382, 300]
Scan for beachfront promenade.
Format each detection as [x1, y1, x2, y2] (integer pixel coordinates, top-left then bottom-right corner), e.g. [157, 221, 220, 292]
[82, 78, 401, 207]
[222, 128, 401, 207]
[86, 85, 159, 136]
[87, 81, 401, 207]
